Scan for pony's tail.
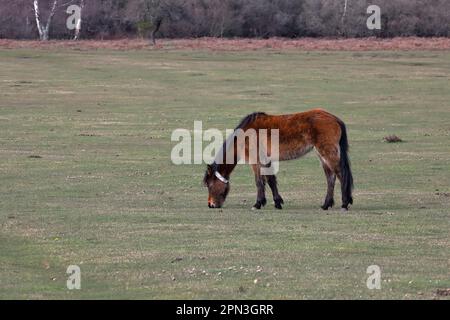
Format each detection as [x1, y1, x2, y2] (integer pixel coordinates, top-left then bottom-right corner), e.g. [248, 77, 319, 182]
[338, 120, 353, 208]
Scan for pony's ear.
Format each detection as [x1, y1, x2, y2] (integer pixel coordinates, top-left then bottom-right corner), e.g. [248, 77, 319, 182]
[203, 165, 213, 186]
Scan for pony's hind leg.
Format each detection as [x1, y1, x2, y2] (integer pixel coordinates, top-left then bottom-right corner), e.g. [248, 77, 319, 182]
[319, 160, 336, 210]
[336, 171, 352, 210]
[266, 175, 284, 209]
[251, 165, 267, 210]
[316, 146, 339, 210]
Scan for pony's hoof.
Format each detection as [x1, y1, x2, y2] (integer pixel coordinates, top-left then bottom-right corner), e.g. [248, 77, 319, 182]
[274, 197, 283, 209]
[321, 199, 334, 210]
[340, 207, 348, 212]
[252, 198, 266, 210]
[274, 201, 283, 209]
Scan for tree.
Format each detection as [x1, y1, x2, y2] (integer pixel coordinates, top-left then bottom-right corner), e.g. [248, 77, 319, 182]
[0, 0, 447, 40]
[341, 0, 348, 35]
[33, 0, 59, 40]
[73, 0, 85, 40]
[138, 0, 185, 45]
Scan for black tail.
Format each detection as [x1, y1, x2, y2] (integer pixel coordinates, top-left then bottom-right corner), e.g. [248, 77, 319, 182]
[338, 120, 353, 208]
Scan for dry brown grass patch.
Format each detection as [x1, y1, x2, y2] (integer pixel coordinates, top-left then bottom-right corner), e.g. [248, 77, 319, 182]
[1, 37, 450, 51]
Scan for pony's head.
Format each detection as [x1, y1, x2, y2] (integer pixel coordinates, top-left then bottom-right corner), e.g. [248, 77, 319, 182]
[203, 163, 230, 208]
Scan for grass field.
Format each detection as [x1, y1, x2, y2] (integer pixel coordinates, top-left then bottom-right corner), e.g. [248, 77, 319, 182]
[0, 45, 449, 299]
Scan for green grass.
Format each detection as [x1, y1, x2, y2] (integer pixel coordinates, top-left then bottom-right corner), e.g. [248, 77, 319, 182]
[0, 48, 449, 299]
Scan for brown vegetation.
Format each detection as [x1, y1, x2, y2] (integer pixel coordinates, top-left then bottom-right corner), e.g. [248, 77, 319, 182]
[384, 135, 403, 143]
[2, 37, 450, 51]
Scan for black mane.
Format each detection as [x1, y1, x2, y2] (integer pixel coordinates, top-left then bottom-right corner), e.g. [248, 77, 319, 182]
[235, 112, 267, 130]
[205, 112, 267, 180]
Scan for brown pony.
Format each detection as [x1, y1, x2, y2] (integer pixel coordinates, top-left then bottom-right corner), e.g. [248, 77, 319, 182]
[203, 109, 353, 210]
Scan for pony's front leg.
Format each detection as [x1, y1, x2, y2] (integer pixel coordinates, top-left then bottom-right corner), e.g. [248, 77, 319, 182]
[251, 165, 267, 209]
[266, 175, 284, 209]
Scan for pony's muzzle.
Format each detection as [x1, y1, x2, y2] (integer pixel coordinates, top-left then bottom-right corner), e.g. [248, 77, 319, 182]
[208, 202, 221, 208]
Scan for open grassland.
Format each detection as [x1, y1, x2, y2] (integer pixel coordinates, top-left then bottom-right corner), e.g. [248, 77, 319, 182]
[0, 45, 449, 299]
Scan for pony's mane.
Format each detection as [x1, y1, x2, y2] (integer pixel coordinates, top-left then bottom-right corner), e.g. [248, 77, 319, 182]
[235, 112, 267, 130]
[205, 112, 267, 178]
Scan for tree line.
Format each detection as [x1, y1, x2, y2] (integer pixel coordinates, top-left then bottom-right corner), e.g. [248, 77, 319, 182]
[0, 0, 449, 41]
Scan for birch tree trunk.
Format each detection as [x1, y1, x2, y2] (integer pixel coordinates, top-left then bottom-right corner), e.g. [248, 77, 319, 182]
[33, 0, 44, 40]
[341, 0, 349, 36]
[73, 0, 85, 40]
[33, 0, 58, 41]
[341, 0, 348, 24]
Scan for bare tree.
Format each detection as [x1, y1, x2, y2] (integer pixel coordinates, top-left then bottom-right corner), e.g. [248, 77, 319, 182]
[341, 0, 348, 35]
[140, 0, 185, 45]
[33, 0, 59, 40]
[342, 0, 348, 21]
[73, 0, 85, 40]
[151, 16, 163, 45]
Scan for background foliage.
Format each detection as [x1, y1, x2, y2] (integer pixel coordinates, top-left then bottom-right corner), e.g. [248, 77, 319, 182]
[1, 0, 449, 40]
